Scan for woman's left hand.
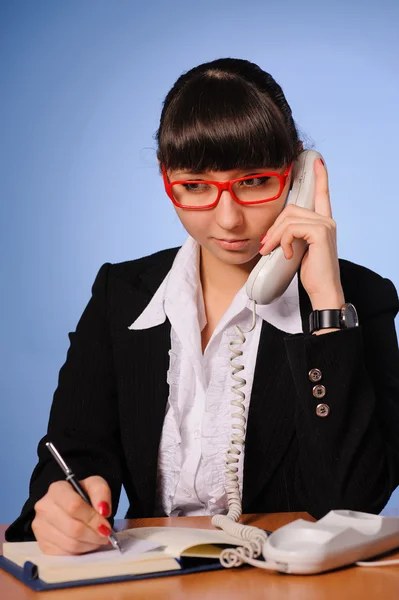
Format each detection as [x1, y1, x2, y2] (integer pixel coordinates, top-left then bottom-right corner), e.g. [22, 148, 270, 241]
[259, 158, 345, 310]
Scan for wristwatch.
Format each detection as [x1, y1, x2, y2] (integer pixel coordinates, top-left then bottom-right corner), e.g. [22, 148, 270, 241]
[309, 303, 359, 334]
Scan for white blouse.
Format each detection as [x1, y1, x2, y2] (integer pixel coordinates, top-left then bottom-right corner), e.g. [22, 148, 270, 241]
[129, 236, 302, 516]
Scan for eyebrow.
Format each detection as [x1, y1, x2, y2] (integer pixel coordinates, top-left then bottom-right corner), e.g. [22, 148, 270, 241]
[173, 168, 271, 179]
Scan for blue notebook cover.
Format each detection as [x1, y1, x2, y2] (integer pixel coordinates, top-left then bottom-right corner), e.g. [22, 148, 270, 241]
[0, 554, 227, 591]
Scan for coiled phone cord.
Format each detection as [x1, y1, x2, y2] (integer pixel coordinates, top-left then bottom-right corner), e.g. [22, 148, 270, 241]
[211, 299, 269, 566]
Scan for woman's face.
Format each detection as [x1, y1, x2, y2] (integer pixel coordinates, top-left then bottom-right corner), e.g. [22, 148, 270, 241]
[167, 165, 292, 267]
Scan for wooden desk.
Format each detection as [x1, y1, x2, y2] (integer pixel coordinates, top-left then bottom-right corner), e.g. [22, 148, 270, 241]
[1, 512, 399, 600]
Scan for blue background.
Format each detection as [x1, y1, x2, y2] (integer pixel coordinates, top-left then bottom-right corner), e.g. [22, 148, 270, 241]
[1, 0, 398, 522]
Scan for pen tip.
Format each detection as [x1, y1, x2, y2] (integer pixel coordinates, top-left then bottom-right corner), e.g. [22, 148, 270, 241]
[109, 534, 123, 553]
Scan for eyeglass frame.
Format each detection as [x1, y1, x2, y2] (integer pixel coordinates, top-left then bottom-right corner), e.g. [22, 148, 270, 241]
[161, 163, 293, 210]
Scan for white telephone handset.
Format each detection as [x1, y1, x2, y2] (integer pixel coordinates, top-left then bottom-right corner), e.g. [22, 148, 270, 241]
[246, 149, 322, 305]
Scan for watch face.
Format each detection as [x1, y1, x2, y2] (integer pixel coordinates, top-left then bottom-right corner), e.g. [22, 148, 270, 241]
[341, 303, 359, 328]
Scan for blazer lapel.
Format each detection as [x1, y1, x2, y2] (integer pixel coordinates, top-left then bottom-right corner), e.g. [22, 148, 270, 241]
[242, 320, 296, 509]
[123, 319, 171, 516]
[119, 249, 178, 516]
[242, 269, 313, 508]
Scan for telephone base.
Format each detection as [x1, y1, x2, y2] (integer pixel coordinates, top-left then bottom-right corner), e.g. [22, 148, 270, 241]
[261, 510, 399, 574]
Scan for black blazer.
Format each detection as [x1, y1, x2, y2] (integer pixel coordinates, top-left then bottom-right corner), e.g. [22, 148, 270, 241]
[6, 248, 399, 541]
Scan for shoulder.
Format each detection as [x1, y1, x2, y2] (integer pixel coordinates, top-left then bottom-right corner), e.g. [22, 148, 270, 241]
[92, 247, 181, 295]
[87, 247, 181, 329]
[111, 247, 180, 287]
[338, 258, 399, 319]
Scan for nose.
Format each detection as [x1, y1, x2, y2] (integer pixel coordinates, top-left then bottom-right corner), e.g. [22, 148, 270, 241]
[214, 190, 244, 230]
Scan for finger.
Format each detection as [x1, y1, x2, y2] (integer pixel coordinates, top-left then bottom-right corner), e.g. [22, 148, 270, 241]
[34, 519, 105, 556]
[35, 496, 109, 545]
[263, 212, 331, 240]
[314, 158, 333, 218]
[47, 481, 110, 534]
[260, 204, 329, 244]
[81, 476, 112, 519]
[278, 222, 334, 252]
[260, 218, 335, 255]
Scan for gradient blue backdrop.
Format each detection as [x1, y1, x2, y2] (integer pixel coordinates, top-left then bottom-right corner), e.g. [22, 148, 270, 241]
[1, 0, 398, 522]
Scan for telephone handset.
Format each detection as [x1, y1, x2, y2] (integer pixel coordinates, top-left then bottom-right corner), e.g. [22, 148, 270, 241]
[246, 149, 323, 305]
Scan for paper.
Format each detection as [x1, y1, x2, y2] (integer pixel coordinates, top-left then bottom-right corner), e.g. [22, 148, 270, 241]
[60, 537, 162, 564]
[9, 537, 162, 567]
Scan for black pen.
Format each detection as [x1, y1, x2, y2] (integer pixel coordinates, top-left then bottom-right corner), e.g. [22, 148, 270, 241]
[45, 442, 122, 553]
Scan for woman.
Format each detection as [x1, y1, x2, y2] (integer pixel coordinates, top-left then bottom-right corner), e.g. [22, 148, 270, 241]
[6, 58, 399, 555]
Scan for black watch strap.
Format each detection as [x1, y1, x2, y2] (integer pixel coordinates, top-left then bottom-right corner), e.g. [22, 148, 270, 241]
[309, 309, 341, 334]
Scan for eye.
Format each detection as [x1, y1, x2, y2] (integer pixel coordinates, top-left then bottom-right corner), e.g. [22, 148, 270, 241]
[181, 182, 211, 193]
[239, 176, 271, 188]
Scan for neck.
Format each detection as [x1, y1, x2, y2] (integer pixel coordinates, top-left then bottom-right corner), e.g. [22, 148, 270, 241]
[200, 246, 260, 298]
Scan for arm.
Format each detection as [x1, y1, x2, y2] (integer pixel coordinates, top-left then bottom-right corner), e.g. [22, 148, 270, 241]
[284, 277, 399, 519]
[5, 263, 123, 541]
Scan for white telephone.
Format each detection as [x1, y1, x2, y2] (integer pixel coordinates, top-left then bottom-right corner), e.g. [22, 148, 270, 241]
[220, 509, 399, 574]
[246, 149, 320, 305]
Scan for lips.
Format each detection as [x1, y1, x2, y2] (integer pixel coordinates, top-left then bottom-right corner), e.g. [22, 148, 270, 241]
[213, 238, 250, 250]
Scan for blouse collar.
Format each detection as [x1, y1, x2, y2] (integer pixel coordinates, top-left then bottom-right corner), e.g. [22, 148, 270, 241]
[129, 236, 302, 335]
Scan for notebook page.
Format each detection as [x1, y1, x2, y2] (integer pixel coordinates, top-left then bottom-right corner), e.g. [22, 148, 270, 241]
[120, 526, 243, 556]
[3, 537, 163, 569]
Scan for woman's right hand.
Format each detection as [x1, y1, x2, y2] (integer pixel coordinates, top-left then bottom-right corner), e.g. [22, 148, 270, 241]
[32, 476, 114, 555]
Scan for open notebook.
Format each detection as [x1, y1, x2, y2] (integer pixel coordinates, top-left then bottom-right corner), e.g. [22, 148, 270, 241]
[1, 526, 253, 590]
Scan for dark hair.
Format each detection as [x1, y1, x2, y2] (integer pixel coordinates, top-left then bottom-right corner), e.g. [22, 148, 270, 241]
[155, 58, 302, 174]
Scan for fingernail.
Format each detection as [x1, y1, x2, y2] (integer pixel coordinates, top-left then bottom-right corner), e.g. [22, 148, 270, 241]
[319, 158, 325, 166]
[260, 233, 268, 243]
[258, 244, 264, 252]
[98, 524, 111, 537]
[97, 502, 110, 517]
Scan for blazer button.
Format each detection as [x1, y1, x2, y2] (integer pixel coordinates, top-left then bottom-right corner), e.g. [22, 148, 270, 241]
[309, 368, 322, 382]
[312, 384, 326, 399]
[316, 403, 330, 418]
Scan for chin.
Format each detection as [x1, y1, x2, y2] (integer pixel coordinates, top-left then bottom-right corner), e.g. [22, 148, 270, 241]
[212, 246, 261, 267]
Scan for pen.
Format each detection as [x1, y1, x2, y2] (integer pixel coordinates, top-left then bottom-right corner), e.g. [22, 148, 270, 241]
[45, 442, 122, 553]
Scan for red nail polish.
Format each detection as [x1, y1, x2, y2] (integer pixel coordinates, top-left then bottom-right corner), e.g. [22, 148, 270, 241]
[319, 158, 325, 166]
[97, 502, 110, 517]
[258, 244, 264, 252]
[98, 524, 111, 537]
[260, 233, 267, 243]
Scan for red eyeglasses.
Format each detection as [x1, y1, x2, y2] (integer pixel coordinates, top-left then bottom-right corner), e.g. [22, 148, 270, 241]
[162, 164, 292, 210]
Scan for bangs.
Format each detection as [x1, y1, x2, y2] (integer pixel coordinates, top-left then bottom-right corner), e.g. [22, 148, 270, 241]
[157, 73, 297, 174]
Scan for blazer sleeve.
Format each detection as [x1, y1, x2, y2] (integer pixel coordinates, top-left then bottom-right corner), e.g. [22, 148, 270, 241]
[284, 277, 399, 519]
[5, 263, 123, 541]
